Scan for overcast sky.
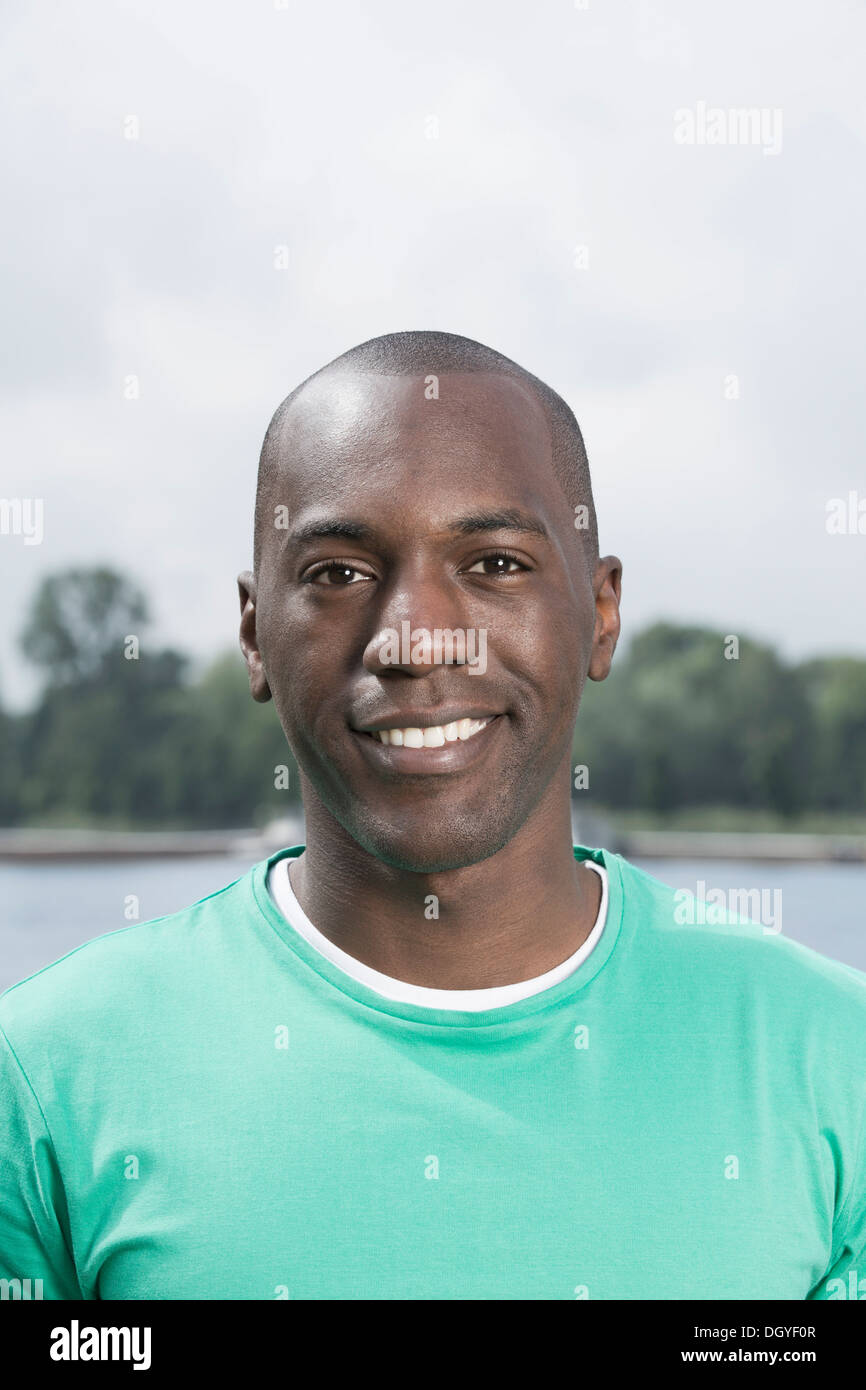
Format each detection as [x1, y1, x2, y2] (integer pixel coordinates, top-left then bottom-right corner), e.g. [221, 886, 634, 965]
[1, 0, 864, 709]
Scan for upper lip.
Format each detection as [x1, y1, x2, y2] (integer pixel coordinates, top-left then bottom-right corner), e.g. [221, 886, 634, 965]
[352, 709, 502, 733]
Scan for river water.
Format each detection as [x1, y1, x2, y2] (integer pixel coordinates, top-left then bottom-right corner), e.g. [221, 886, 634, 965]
[0, 853, 863, 993]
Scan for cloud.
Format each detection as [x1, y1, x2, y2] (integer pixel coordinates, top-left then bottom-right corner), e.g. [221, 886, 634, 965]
[1, 0, 864, 706]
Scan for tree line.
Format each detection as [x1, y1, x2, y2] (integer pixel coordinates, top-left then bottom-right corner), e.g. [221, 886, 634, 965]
[0, 567, 863, 827]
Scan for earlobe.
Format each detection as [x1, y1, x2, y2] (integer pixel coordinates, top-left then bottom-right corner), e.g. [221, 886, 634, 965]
[587, 629, 613, 682]
[237, 571, 272, 704]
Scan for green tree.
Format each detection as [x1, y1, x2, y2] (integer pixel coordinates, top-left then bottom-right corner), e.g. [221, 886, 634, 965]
[191, 653, 301, 822]
[799, 657, 866, 811]
[19, 567, 148, 686]
[573, 623, 811, 816]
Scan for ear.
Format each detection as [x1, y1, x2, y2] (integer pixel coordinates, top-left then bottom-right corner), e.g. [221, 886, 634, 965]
[237, 571, 272, 703]
[587, 555, 622, 682]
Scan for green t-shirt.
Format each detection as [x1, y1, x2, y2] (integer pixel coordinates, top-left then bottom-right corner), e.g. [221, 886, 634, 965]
[1, 845, 865, 1301]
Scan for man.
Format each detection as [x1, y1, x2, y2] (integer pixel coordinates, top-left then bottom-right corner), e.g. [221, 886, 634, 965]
[1, 331, 864, 1300]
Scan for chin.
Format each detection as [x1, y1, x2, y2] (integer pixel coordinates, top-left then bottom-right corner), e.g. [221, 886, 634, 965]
[346, 807, 519, 875]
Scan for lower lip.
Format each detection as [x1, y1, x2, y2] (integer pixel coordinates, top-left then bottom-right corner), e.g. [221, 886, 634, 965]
[351, 716, 504, 776]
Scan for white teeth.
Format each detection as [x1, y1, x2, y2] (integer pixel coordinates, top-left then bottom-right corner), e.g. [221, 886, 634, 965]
[374, 717, 492, 747]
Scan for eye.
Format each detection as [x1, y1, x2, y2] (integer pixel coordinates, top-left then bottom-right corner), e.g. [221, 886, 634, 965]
[464, 551, 529, 577]
[306, 561, 374, 586]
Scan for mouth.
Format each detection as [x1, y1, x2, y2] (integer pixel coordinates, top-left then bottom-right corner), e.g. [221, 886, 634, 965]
[350, 713, 504, 776]
[365, 715, 493, 747]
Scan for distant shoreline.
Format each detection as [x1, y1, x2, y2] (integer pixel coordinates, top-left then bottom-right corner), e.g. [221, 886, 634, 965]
[0, 822, 863, 864]
[0, 824, 303, 863]
[618, 830, 866, 863]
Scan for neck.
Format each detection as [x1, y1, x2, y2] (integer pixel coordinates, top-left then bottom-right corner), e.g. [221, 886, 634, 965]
[288, 779, 601, 990]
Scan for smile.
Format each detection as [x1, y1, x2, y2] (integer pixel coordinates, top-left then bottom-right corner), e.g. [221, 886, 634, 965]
[351, 714, 503, 775]
[368, 717, 492, 748]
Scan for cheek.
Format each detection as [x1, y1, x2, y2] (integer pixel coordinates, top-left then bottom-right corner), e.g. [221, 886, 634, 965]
[262, 587, 345, 675]
[511, 593, 589, 690]
[258, 606, 320, 721]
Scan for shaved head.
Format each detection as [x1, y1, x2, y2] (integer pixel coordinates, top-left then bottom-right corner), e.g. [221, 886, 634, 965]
[254, 330, 598, 570]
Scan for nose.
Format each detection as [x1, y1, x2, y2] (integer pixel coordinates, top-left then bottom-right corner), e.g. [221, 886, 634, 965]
[361, 560, 473, 677]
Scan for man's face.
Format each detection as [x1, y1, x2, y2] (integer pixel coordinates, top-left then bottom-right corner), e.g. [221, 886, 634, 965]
[242, 370, 619, 872]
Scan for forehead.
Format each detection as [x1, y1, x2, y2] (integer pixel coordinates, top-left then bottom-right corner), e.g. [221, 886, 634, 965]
[268, 370, 558, 506]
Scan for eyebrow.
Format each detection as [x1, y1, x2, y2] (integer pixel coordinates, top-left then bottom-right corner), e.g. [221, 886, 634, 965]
[288, 508, 550, 546]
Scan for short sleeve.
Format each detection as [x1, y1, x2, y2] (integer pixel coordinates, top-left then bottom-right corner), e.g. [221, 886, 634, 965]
[0, 1020, 83, 1299]
[807, 1104, 866, 1300]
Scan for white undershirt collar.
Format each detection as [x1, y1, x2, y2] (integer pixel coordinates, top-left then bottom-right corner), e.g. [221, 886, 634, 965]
[267, 855, 608, 1012]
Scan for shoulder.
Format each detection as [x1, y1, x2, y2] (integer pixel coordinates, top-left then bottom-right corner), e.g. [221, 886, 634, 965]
[0, 867, 254, 1054]
[610, 850, 866, 1028]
